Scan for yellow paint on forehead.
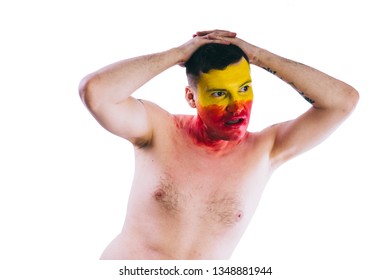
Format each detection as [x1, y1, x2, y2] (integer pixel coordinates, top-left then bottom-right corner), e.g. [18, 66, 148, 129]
[196, 58, 253, 107]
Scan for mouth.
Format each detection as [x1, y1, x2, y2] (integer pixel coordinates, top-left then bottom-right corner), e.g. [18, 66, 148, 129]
[224, 118, 246, 126]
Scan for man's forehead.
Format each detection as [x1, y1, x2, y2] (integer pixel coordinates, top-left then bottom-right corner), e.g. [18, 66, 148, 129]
[198, 58, 251, 87]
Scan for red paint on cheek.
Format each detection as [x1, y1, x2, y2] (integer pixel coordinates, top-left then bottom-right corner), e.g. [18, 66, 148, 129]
[202, 100, 252, 123]
[200, 104, 225, 123]
[197, 100, 253, 140]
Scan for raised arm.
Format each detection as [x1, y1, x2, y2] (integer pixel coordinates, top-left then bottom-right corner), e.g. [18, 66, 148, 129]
[78, 31, 236, 146]
[79, 50, 177, 146]
[263, 51, 359, 167]
[203, 32, 360, 167]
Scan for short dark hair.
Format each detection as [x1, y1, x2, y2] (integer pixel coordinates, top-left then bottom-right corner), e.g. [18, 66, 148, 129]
[185, 43, 249, 87]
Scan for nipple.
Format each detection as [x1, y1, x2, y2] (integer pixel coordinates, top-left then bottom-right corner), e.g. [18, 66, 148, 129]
[153, 189, 166, 200]
[236, 211, 243, 222]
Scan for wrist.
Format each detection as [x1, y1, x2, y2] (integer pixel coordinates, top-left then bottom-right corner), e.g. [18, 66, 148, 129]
[250, 47, 269, 67]
[156, 47, 185, 68]
[168, 47, 183, 64]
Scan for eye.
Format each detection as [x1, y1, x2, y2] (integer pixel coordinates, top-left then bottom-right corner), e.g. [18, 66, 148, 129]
[239, 85, 250, 93]
[211, 91, 226, 98]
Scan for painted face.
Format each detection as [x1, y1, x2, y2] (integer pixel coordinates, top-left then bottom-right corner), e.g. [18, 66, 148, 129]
[195, 58, 254, 141]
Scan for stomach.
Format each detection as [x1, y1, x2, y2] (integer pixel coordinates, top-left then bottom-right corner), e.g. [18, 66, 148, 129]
[100, 201, 249, 260]
[100, 150, 266, 260]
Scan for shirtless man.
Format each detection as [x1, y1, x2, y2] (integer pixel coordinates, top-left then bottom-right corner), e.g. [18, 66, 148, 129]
[79, 30, 359, 260]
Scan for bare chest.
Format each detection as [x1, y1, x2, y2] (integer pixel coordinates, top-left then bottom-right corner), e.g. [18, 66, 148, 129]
[152, 170, 248, 227]
[130, 115, 273, 232]
[136, 138, 270, 229]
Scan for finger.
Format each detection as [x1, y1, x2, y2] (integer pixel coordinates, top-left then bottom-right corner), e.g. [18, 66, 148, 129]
[199, 35, 232, 45]
[210, 39, 231, 45]
[201, 33, 233, 42]
[196, 29, 233, 34]
[197, 31, 237, 38]
[196, 30, 237, 37]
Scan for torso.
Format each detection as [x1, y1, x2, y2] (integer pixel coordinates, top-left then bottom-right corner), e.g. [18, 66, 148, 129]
[100, 106, 275, 260]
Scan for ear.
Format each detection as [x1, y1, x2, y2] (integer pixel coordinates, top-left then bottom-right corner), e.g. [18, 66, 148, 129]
[185, 86, 197, 108]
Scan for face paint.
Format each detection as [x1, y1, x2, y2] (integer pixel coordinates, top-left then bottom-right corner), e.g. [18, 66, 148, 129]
[194, 58, 254, 143]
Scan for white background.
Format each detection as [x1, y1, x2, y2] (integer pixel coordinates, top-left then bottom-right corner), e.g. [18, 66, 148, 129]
[1, 0, 389, 279]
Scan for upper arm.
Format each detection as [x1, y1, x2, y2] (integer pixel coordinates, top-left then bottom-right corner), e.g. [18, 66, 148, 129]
[92, 97, 154, 146]
[269, 103, 357, 169]
[80, 82, 157, 147]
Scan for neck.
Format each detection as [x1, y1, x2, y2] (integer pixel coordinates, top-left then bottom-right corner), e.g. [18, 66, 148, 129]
[188, 115, 247, 153]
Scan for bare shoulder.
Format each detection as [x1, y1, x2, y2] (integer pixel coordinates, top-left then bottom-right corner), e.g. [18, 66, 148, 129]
[246, 126, 278, 158]
[138, 99, 172, 120]
[134, 99, 175, 147]
[248, 120, 309, 171]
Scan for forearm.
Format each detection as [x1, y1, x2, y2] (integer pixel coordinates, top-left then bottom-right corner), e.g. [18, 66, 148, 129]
[252, 48, 359, 111]
[79, 48, 181, 106]
[79, 30, 237, 107]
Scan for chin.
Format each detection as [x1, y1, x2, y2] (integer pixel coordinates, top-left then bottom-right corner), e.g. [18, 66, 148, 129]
[220, 130, 248, 141]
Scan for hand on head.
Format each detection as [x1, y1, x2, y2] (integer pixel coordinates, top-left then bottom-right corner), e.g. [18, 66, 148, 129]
[177, 29, 237, 67]
[178, 29, 257, 67]
[193, 30, 237, 44]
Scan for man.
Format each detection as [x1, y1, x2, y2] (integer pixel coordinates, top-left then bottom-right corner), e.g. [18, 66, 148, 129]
[79, 30, 359, 260]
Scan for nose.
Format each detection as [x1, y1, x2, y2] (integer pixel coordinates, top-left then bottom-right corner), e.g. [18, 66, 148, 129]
[226, 100, 244, 115]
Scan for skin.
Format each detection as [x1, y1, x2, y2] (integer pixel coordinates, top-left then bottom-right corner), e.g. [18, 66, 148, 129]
[188, 58, 254, 145]
[79, 30, 359, 259]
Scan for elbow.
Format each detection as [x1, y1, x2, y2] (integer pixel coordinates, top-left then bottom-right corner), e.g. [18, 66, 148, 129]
[343, 85, 360, 113]
[78, 76, 88, 103]
[78, 74, 101, 111]
[328, 83, 359, 114]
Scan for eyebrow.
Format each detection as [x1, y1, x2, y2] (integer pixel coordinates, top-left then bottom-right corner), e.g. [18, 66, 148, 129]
[206, 80, 252, 92]
[239, 80, 252, 87]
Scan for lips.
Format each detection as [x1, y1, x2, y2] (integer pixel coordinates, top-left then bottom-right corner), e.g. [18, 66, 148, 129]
[224, 117, 246, 126]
